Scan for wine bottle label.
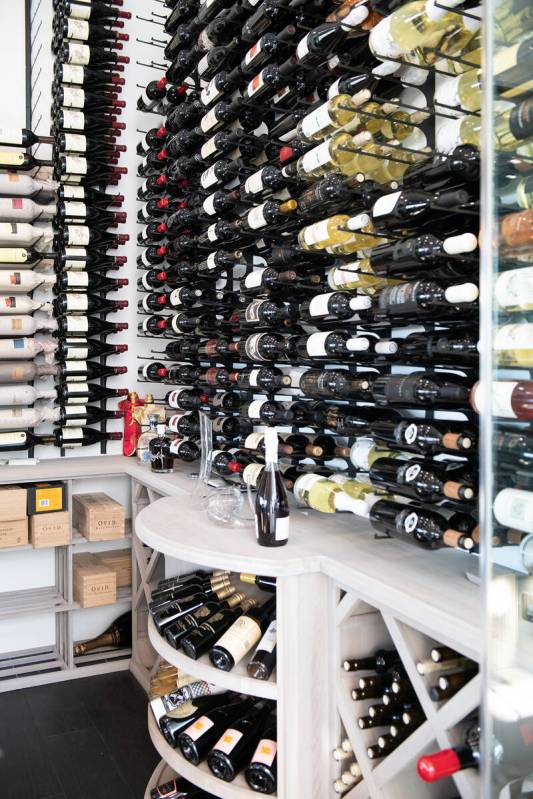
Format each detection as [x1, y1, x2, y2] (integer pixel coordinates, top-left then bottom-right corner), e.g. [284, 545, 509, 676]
[62, 86, 85, 108]
[0, 128, 23, 145]
[66, 293, 88, 312]
[301, 140, 331, 173]
[65, 316, 89, 333]
[377, 283, 419, 314]
[67, 18, 89, 40]
[245, 300, 266, 323]
[2, 250, 26, 264]
[214, 728, 243, 754]
[207, 223, 219, 242]
[64, 382, 89, 404]
[244, 269, 265, 289]
[399, 510, 419, 534]
[67, 43, 90, 65]
[308, 293, 334, 317]
[197, 53, 210, 77]
[64, 156, 88, 175]
[201, 77, 222, 106]
[490, 381, 519, 418]
[245, 333, 268, 361]
[252, 738, 277, 767]
[62, 64, 84, 84]
[184, 715, 214, 742]
[67, 225, 90, 246]
[63, 133, 87, 152]
[201, 164, 218, 189]
[398, 463, 422, 483]
[245, 168, 266, 195]
[245, 432, 264, 449]
[244, 39, 262, 67]
[495, 266, 533, 310]
[0, 431, 27, 446]
[63, 201, 87, 218]
[205, 252, 219, 271]
[296, 33, 311, 61]
[247, 398, 267, 418]
[0, 152, 25, 167]
[255, 619, 276, 653]
[494, 488, 533, 533]
[350, 438, 374, 470]
[62, 109, 85, 130]
[248, 368, 263, 387]
[215, 615, 262, 664]
[494, 323, 533, 352]
[303, 219, 330, 246]
[201, 108, 219, 133]
[247, 203, 268, 229]
[64, 344, 88, 360]
[372, 191, 401, 218]
[243, 462, 263, 487]
[306, 332, 332, 357]
[62, 404, 87, 422]
[368, 15, 401, 60]
[301, 103, 334, 138]
[247, 70, 266, 99]
[202, 194, 217, 215]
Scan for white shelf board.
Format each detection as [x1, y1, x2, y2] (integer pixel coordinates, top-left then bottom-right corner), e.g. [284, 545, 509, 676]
[136, 496, 482, 659]
[148, 616, 277, 700]
[0, 585, 74, 617]
[148, 706, 262, 799]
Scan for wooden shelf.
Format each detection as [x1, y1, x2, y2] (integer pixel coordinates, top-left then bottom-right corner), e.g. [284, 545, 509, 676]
[148, 616, 277, 701]
[136, 496, 481, 660]
[148, 706, 262, 799]
[0, 585, 74, 618]
[71, 518, 133, 546]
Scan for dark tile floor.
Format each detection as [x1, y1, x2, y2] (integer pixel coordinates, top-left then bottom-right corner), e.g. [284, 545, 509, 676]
[0, 672, 159, 799]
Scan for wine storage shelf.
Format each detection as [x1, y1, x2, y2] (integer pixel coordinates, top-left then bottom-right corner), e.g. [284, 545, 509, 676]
[144, 760, 177, 799]
[148, 707, 258, 799]
[148, 616, 278, 700]
[0, 586, 74, 618]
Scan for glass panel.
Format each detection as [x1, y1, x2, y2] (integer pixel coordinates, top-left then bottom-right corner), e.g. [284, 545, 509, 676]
[483, 0, 533, 793]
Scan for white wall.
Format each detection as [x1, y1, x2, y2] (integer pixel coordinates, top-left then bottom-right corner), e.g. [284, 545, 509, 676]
[0, 0, 27, 129]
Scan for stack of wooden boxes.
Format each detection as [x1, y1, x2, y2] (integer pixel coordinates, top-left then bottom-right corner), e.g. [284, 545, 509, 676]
[0, 482, 70, 549]
[72, 493, 131, 608]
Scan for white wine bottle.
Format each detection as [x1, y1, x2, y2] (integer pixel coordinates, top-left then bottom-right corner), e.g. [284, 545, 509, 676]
[293, 473, 368, 515]
[0, 315, 57, 337]
[494, 322, 533, 366]
[0, 295, 52, 315]
[494, 265, 533, 311]
[494, 488, 533, 534]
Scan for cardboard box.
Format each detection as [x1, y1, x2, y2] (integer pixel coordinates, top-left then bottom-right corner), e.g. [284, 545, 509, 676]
[73, 552, 117, 608]
[0, 485, 27, 522]
[0, 518, 28, 549]
[27, 482, 67, 515]
[30, 511, 70, 549]
[72, 493, 125, 541]
[96, 549, 132, 588]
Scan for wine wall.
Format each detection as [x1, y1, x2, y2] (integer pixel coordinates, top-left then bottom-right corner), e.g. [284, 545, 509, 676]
[134, 0, 480, 552]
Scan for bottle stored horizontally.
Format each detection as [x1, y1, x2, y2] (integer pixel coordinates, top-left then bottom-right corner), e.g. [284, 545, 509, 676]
[209, 596, 276, 671]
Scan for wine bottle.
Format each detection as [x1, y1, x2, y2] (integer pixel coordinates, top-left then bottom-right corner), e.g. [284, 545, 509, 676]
[254, 428, 290, 548]
[247, 619, 276, 680]
[239, 574, 277, 593]
[417, 724, 479, 781]
[369, 458, 475, 503]
[470, 380, 533, 420]
[343, 649, 398, 673]
[177, 697, 256, 765]
[180, 598, 257, 659]
[74, 611, 131, 655]
[209, 596, 276, 671]
[368, 500, 475, 551]
[245, 713, 278, 794]
[158, 692, 235, 746]
[293, 474, 368, 516]
[207, 702, 273, 781]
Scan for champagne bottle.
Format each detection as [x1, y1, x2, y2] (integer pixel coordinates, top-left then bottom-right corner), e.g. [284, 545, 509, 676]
[74, 611, 131, 655]
[177, 697, 256, 765]
[180, 598, 257, 658]
[254, 428, 290, 547]
[207, 702, 273, 781]
[245, 713, 278, 794]
[240, 574, 277, 593]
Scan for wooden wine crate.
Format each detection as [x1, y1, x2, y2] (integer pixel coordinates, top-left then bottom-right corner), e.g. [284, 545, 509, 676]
[95, 549, 132, 588]
[73, 552, 117, 608]
[72, 492, 125, 541]
[30, 511, 70, 548]
[0, 517, 28, 549]
[0, 485, 27, 522]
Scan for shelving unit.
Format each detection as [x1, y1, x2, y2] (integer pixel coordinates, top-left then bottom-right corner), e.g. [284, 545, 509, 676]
[135, 492, 482, 799]
[144, 760, 178, 799]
